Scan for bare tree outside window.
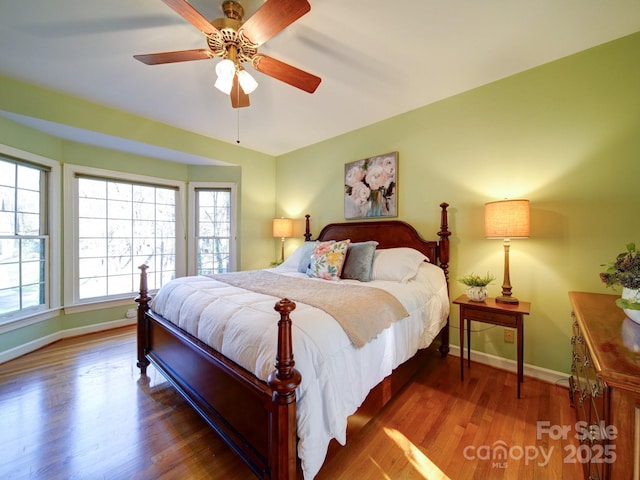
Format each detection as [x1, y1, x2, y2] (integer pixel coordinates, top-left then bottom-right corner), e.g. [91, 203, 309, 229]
[0, 158, 48, 316]
[77, 177, 177, 300]
[196, 188, 232, 275]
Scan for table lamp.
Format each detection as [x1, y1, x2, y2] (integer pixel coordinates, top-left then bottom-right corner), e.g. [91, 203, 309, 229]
[273, 217, 293, 263]
[484, 199, 530, 304]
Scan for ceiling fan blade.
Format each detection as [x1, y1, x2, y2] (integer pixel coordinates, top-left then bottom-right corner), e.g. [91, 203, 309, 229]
[161, 0, 219, 35]
[134, 49, 212, 65]
[230, 74, 250, 108]
[252, 54, 321, 93]
[240, 0, 310, 46]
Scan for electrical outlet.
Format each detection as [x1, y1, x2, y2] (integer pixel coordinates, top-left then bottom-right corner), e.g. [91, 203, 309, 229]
[504, 328, 515, 343]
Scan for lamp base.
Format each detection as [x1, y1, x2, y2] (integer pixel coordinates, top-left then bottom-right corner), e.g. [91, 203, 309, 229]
[496, 295, 519, 305]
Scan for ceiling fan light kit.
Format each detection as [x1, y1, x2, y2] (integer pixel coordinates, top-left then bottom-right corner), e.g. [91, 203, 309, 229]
[214, 74, 233, 94]
[214, 56, 237, 94]
[216, 58, 236, 79]
[237, 68, 258, 94]
[134, 0, 322, 108]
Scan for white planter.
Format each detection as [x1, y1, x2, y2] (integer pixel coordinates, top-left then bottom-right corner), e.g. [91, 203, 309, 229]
[621, 317, 640, 352]
[621, 287, 640, 325]
[466, 286, 488, 302]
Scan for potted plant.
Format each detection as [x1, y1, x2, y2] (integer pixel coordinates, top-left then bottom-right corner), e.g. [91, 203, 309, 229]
[459, 272, 495, 302]
[600, 242, 640, 324]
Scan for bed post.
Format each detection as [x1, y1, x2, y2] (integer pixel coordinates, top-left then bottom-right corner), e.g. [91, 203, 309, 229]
[304, 214, 312, 241]
[267, 298, 302, 480]
[438, 203, 451, 358]
[135, 264, 152, 375]
[437, 202, 451, 281]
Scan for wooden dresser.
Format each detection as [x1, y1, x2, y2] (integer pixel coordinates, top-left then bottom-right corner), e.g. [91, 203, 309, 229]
[569, 291, 640, 480]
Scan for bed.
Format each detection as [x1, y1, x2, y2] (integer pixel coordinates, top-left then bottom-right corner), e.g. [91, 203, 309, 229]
[135, 202, 451, 479]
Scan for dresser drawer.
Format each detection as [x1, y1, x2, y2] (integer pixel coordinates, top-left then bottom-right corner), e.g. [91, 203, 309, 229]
[462, 307, 518, 327]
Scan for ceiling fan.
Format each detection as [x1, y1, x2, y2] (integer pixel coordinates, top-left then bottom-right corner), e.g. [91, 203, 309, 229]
[134, 0, 321, 108]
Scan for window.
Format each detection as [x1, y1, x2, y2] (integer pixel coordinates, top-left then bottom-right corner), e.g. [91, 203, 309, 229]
[65, 165, 185, 307]
[188, 183, 237, 275]
[0, 147, 60, 323]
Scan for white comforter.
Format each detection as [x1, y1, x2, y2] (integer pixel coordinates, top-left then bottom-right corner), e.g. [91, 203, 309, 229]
[150, 262, 449, 479]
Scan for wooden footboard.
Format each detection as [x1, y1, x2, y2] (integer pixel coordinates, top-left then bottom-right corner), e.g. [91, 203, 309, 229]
[136, 267, 301, 479]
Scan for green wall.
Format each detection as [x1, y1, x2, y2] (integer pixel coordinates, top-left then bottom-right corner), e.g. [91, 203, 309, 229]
[277, 32, 640, 374]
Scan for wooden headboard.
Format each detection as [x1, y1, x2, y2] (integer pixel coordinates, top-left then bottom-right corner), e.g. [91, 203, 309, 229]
[303, 202, 450, 280]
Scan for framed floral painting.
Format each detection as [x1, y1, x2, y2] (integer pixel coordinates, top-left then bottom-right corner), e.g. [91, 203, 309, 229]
[344, 152, 397, 219]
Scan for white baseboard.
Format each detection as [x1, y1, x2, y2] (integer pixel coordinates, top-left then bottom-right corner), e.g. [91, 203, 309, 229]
[2, 320, 570, 389]
[0, 317, 136, 365]
[447, 344, 570, 388]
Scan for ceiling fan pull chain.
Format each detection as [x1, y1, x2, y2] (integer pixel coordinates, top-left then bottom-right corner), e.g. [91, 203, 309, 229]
[236, 107, 241, 144]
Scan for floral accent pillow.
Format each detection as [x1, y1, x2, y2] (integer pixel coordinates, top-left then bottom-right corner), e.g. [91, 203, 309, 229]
[306, 239, 351, 280]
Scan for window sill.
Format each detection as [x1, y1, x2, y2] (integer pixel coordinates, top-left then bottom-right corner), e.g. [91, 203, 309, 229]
[0, 308, 62, 334]
[63, 296, 145, 315]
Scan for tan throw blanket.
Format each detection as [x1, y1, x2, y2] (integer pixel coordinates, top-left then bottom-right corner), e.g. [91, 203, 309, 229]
[209, 271, 409, 348]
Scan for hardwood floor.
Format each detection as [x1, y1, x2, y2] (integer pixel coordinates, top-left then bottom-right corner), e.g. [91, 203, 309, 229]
[0, 326, 583, 479]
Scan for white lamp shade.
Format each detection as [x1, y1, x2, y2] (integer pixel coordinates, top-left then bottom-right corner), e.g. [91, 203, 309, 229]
[214, 58, 236, 94]
[214, 75, 233, 95]
[237, 69, 258, 94]
[485, 199, 530, 238]
[272, 218, 293, 238]
[215, 58, 236, 79]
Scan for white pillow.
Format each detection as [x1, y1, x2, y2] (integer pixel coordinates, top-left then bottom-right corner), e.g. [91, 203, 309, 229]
[371, 247, 429, 283]
[276, 241, 313, 270]
[412, 262, 447, 292]
[296, 241, 317, 273]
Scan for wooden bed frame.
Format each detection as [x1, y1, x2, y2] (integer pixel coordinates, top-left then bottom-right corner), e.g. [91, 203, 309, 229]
[136, 202, 451, 479]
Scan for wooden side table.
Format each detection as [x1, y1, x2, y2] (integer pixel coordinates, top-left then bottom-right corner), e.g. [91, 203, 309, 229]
[453, 295, 531, 398]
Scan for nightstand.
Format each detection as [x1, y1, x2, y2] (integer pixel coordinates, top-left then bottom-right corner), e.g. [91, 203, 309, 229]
[453, 295, 531, 398]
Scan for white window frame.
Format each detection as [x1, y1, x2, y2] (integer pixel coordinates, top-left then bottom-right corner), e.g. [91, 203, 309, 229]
[187, 182, 237, 275]
[0, 144, 61, 331]
[63, 164, 186, 313]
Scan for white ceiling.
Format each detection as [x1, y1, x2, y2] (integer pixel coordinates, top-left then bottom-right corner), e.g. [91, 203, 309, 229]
[1, 0, 639, 162]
